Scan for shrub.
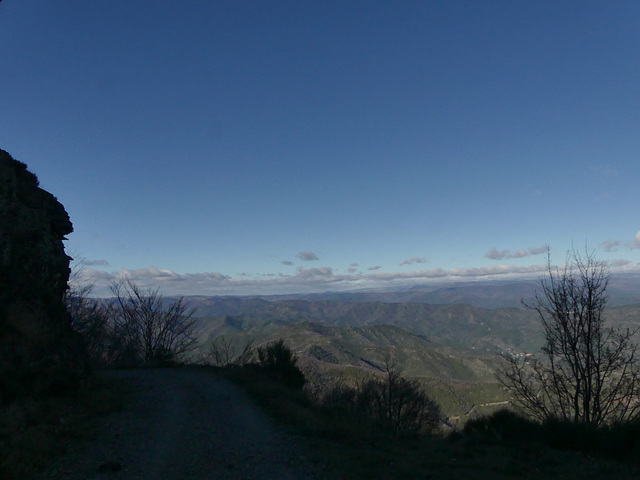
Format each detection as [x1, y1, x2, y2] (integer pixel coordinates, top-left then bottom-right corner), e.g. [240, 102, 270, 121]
[315, 368, 442, 438]
[463, 409, 640, 462]
[256, 339, 305, 389]
[319, 383, 359, 412]
[356, 374, 442, 437]
[463, 409, 541, 444]
[599, 420, 640, 461]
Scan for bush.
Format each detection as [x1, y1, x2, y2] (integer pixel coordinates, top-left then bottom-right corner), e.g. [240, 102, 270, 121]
[463, 409, 541, 444]
[318, 383, 359, 412]
[356, 375, 442, 437]
[316, 370, 442, 438]
[463, 409, 640, 462]
[541, 417, 599, 453]
[256, 339, 305, 389]
[599, 420, 640, 461]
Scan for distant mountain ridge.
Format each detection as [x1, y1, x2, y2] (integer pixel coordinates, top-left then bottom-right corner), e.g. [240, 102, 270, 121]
[187, 297, 541, 352]
[180, 274, 640, 312]
[254, 281, 541, 309]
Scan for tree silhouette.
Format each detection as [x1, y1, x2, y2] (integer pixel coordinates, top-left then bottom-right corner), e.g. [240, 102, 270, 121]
[109, 280, 196, 365]
[498, 249, 640, 426]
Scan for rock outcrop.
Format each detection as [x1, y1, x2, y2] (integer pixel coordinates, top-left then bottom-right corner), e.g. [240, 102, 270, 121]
[0, 149, 87, 403]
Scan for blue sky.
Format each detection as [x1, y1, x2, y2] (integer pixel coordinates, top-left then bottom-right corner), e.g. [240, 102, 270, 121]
[2, 1, 640, 296]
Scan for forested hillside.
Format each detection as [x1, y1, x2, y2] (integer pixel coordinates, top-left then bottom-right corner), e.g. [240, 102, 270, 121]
[183, 293, 640, 420]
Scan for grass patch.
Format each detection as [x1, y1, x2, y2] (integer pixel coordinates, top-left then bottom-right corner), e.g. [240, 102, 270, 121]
[0, 373, 128, 480]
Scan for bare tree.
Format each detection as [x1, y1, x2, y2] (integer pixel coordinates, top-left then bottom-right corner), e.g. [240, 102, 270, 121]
[497, 248, 640, 426]
[66, 282, 113, 366]
[207, 337, 235, 366]
[234, 338, 256, 365]
[110, 280, 197, 365]
[66, 259, 114, 366]
[206, 337, 255, 366]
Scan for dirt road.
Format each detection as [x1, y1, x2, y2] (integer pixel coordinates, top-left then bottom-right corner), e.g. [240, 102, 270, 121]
[44, 368, 327, 479]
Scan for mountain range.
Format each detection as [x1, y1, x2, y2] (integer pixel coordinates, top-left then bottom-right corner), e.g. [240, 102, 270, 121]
[174, 277, 640, 420]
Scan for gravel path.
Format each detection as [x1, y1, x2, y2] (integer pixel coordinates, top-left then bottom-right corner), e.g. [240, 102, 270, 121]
[43, 368, 329, 480]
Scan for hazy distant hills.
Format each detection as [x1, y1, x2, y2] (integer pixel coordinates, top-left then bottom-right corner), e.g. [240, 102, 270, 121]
[182, 274, 640, 313]
[185, 297, 539, 418]
[255, 281, 542, 309]
[318, 275, 640, 308]
[182, 276, 640, 355]
[188, 297, 542, 351]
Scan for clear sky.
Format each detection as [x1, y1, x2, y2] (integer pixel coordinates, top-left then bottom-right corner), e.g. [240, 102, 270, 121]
[2, 1, 639, 296]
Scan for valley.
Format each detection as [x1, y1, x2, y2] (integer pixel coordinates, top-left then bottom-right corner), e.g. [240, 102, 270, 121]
[179, 278, 640, 422]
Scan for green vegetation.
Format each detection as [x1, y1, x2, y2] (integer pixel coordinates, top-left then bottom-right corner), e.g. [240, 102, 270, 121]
[256, 338, 306, 389]
[222, 354, 640, 479]
[314, 358, 442, 438]
[193, 321, 508, 421]
[190, 298, 544, 352]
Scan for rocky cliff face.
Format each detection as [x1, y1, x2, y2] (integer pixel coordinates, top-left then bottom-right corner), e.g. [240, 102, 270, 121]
[0, 149, 87, 403]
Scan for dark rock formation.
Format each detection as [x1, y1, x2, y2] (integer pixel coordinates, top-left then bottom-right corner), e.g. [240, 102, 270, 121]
[0, 149, 87, 403]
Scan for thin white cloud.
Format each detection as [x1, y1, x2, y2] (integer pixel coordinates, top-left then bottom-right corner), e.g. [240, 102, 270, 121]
[83, 259, 110, 267]
[601, 240, 621, 252]
[448, 264, 546, 277]
[295, 266, 334, 278]
[113, 266, 186, 284]
[528, 246, 548, 255]
[484, 248, 509, 260]
[602, 232, 640, 251]
[365, 268, 448, 281]
[76, 260, 605, 297]
[75, 268, 113, 283]
[298, 251, 319, 261]
[73, 253, 640, 296]
[611, 259, 631, 267]
[399, 257, 426, 266]
[484, 245, 548, 260]
[610, 260, 640, 275]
